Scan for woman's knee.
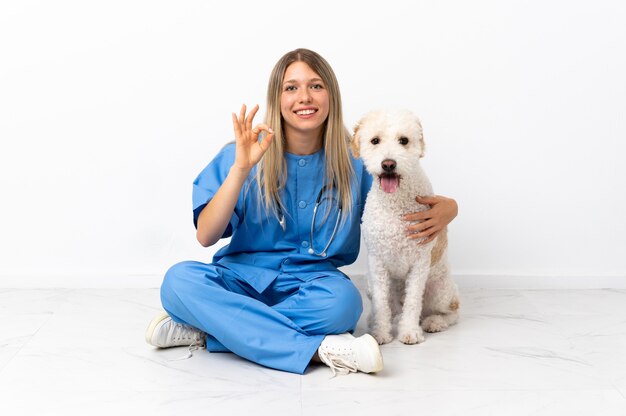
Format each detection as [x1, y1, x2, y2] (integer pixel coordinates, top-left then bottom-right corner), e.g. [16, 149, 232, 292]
[308, 277, 363, 334]
[160, 261, 201, 310]
[162, 261, 190, 291]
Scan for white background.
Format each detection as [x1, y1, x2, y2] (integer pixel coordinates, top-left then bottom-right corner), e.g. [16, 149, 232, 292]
[1, 0, 625, 287]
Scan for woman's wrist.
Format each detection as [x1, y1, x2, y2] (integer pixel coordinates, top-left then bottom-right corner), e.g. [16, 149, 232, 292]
[229, 165, 252, 182]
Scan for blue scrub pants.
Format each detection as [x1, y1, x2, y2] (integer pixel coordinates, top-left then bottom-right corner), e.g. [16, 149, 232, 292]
[160, 261, 363, 374]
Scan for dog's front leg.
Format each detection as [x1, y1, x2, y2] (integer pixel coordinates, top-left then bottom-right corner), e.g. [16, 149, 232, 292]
[397, 255, 430, 345]
[367, 256, 394, 344]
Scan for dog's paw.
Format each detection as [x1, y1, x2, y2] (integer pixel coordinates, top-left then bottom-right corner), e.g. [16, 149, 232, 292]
[371, 330, 393, 345]
[398, 328, 425, 345]
[421, 315, 449, 333]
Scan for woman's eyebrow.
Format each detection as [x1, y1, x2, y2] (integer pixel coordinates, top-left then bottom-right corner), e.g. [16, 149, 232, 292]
[283, 78, 324, 85]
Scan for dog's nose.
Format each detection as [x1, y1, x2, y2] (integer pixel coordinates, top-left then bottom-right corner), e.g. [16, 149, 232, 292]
[381, 159, 396, 172]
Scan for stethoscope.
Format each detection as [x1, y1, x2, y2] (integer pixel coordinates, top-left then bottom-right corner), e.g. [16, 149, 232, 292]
[278, 186, 343, 258]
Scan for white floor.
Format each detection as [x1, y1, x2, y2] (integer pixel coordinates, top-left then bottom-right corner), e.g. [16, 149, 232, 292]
[1, 284, 626, 416]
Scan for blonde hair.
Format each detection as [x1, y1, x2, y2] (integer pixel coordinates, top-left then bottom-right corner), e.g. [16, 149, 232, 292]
[257, 48, 354, 224]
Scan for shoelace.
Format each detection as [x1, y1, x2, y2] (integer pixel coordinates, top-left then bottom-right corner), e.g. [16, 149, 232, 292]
[166, 340, 204, 362]
[167, 321, 203, 344]
[317, 348, 358, 377]
[164, 321, 206, 362]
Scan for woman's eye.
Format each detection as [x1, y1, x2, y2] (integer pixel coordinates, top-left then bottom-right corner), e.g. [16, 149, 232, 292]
[285, 85, 296, 91]
[370, 137, 380, 145]
[311, 84, 323, 90]
[399, 137, 409, 145]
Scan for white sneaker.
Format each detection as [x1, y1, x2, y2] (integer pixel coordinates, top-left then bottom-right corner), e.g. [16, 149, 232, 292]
[145, 311, 206, 348]
[318, 333, 384, 375]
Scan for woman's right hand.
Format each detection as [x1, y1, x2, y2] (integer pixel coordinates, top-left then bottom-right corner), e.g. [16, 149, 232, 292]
[231, 104, 274, 172]
[197, 104, 273, 247]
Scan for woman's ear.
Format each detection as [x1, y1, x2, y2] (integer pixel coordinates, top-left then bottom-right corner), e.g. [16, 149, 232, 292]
[351, 122, 361, 159]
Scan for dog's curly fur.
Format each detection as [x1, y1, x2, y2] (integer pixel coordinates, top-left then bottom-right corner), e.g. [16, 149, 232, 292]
[352, 109, 460, 345]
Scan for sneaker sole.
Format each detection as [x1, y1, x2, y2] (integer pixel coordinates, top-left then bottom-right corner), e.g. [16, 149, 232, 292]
[354, 334, 384, 373]
[145, 311, 170, 347]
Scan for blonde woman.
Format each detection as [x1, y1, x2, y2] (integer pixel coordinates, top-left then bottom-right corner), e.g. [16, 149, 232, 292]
[145, 48, 458, 375]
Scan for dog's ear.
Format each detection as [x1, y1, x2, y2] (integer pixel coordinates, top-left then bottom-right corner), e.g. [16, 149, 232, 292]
[350, 121, 361, 159]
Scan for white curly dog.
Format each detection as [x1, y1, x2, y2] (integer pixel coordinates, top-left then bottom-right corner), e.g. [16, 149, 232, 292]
[351, 109, 460, 345]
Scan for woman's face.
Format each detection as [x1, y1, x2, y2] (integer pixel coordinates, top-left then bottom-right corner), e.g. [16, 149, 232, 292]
[280, 61, 330, 141]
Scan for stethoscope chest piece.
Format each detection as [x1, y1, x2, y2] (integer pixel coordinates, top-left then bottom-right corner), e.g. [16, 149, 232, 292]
[308, 247, 326, 257]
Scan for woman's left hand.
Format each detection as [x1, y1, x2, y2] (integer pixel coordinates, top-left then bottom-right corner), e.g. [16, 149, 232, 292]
[403, 195, 458, 244]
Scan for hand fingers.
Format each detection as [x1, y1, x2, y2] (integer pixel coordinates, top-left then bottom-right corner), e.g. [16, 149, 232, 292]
[252, 123, 273, 135]
[254, 123, 272, 131]
[238, 104, 247, 124]
[415, 195, 440, 204]
[245, 104, 259, 131]
[232, 113, 242, 138]
[258, 130, 274, 152]
[403, 211, 430, 222]
[407, 224, 439, 241]
[406, 219, 434, 234]
[418, 233, 438, 245]
[250, 124, 273, 144]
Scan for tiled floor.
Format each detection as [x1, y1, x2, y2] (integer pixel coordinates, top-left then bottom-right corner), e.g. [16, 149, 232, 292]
[1, 283, 626, 415]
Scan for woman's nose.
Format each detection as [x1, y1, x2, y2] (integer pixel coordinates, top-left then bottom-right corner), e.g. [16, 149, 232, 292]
[298, 88, 311, 103]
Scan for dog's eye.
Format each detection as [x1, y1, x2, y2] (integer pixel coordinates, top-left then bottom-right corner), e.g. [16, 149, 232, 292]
[370, 137, 380, 145]
[398, 137, 409, 145]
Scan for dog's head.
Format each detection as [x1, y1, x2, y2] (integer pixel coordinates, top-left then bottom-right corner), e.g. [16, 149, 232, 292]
[351, 109, 425, 194]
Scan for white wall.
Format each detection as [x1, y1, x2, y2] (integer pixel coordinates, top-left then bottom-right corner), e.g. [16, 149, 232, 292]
[1, 0, 625, 287]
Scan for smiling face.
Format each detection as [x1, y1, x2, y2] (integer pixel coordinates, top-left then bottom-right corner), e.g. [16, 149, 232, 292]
[280, 61, 330, 144]
[352, 110, 425, 193]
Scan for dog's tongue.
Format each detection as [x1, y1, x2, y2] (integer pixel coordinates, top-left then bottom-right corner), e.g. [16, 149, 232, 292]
[380, 175, 399, 193]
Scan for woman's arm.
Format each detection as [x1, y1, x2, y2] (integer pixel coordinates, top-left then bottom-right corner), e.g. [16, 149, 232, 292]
[402, 195, 458, 245]
[196, 166, 251, 247]
[196, 105, 273, 247]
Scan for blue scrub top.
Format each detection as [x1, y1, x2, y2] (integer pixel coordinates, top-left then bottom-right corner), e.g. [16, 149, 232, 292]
[192, 143, 373, 293]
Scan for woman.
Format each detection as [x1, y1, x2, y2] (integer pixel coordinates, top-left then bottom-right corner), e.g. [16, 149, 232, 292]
[145, 48, 458, 375]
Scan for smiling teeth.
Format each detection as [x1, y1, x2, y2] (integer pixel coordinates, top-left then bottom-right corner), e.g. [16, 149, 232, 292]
[296, 109, 315, 115]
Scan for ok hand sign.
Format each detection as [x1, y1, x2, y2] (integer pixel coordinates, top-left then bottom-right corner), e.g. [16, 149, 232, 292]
[231, 104, 274, 172]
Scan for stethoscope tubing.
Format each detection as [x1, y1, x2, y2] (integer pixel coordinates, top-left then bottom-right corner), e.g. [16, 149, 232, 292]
[278, 185, 342, 258]
[308, 201, 342, 257]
